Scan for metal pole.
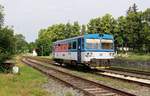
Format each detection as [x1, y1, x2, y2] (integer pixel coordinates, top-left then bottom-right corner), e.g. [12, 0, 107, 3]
[41, 46, 43, 56]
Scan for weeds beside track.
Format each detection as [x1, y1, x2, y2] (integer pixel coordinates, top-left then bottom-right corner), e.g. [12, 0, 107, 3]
[22, 57, 135, 96]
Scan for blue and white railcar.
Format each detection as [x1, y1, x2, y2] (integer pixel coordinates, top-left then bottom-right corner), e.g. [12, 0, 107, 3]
[52, 34, 114, 68]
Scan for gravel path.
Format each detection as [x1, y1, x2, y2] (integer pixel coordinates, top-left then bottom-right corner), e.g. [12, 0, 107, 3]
[42, 78, 84, 96]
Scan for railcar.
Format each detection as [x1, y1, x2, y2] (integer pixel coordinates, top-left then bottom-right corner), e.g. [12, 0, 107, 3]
[52, 34, 114, 68]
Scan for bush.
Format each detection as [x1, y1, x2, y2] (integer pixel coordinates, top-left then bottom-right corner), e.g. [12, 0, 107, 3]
[0, 53, 12, 72]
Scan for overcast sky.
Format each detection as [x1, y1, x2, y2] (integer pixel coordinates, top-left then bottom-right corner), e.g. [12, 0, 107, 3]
[0, 0, 150, 42]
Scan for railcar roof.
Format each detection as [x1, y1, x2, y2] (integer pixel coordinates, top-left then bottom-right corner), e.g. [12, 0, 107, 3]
[53, 35, 83, 44]
[53, 34, 113, 44]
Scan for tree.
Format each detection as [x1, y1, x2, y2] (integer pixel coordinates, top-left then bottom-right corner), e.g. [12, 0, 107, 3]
[81, 24, 86, 35]
[36, 22, 81, 56]
[126, 9, 142, 51]
[132, 3, 138, 13]
[0, 4, 15, 65]
[72, 21, 80, 36]
[127, 3, 138, 14]
[14, 34, 28, 53]
[100, 14, 116, 34]
[35, 3, 150, 54]
[115, 16, 127, 48]
[87, 17, 102, 34]
[36, 28, 53, 56]
[0, 5, 28, 71]
[0, 5, 4, 28]
[87, 14, 116, 35]
[64, 21, 80, 38]
[142, 8, 150, 52]
[0, 26, 15, 66]
[28, 42, 36, 53]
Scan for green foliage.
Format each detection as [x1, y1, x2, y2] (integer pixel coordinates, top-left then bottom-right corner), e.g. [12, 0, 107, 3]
[101, 14, 116, 34]
[142, 8, 150, 52]
[87, 17, 102, 34]
[28, 42, 36, 53]
[0, 4, 28, 71]
[0, 27, 15, 54]
[81, 24, 86, 35]
[35, 3, 150, 54]
[36, 37, 52, 56]
[0, 56, 50, 96]
[0, 26, 15, 66]
[14, 34, 28, 53]
[36, 22, 81, 56]
[0, 5, 14, 70]
[0, 5, 4, 27]
[87, 14, 116, 35]
[122, 53, 150, 61]
[115, 16, 127, 47]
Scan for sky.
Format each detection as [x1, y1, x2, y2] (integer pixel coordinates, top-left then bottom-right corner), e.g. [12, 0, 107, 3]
[0, 0, 150, 42]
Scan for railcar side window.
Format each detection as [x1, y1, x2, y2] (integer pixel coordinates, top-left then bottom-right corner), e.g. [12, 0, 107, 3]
[72, 41, 77, 49]
[68, 42, 72, 49]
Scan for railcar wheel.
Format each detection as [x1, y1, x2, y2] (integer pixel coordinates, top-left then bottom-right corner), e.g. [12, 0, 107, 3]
[71, 60, 77, 66]
[59, 59, 63, 66]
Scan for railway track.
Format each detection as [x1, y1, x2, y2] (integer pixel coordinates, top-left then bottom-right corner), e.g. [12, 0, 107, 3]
[22, 57, 135, 96]
[27, 57, 150, 87]
[94, 70, 150, 87]
[95, 67, 150, 87]
[109, 67, 150, 76]
[98, 68, 150, 80]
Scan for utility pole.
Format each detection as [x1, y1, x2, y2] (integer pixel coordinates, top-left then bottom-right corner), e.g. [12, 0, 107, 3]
[41, 45, 43, 56]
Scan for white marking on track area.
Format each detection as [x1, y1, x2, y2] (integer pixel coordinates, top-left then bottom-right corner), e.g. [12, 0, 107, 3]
[100, 72, 150, 84]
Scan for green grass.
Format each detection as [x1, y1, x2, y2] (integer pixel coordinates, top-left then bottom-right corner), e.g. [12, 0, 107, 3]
[31, 58, 138, 90]
[117, 53, 150, 61]
[70, 71, 138, 90]
[39, 55, 53, 59]
[0, 56, 51, 96]
[114, 53, 150, 72]
[26, 56, 150, 95]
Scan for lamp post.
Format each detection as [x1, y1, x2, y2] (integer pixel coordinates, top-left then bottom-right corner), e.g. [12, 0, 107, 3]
[121, 27, 124, 52]
[41, 45, 43, 56]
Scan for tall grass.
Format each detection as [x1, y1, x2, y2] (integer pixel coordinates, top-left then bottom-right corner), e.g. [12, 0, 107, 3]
[116, 52, 150, 61]
[0, 56, 51, 96]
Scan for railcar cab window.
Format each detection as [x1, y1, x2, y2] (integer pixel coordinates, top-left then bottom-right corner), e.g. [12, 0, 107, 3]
[101, 39, 113, 49]
[86, 39, 100, 49]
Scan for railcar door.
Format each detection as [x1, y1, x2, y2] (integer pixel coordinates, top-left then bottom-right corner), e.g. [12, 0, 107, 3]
[77, 38, 81, 63]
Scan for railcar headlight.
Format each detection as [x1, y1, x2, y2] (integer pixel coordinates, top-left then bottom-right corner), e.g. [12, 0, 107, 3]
[109, 53, 114, 56]
[109, 53, 112, 56]
[86, 52, 92, 57]
[99, 53, 103, 56]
